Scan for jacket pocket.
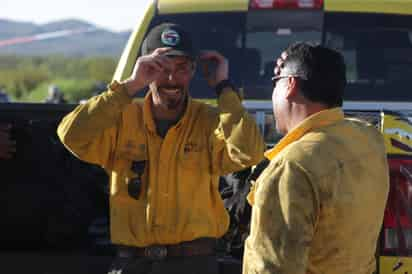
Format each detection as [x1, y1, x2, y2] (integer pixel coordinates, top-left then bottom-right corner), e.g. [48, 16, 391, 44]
[179, 140, 206, 170]
[110, 198, 146, 244]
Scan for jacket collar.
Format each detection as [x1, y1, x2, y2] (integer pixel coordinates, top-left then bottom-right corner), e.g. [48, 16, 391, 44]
[265, 107, 344, 160]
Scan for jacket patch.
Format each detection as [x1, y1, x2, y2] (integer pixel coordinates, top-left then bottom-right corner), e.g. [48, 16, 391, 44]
[184, 142, 201, 153]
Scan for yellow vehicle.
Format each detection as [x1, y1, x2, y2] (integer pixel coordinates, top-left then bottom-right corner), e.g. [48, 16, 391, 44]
[114, 0, 412, 273]
[379, 110, 412, 274]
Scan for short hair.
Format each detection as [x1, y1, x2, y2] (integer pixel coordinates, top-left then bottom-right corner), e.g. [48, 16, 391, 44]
[282, 42, 346, 107]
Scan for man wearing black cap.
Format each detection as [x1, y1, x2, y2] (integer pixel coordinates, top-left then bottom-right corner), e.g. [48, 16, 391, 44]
[57, 22, 265, 274]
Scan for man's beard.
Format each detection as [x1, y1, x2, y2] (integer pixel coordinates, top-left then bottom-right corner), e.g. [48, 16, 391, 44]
[158, 85, 186, 110]
[166, 97, 181, 110]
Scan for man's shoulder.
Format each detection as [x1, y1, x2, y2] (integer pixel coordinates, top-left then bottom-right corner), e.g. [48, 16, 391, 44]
[281, 137, 323, 161]
[124, 100, 143, 111]
[276, 136, 336, 178]
[121, 101, 144, 121]
[279, 121, 385, 177]
[344, 117, 385, 144]
[191, 99, 219, 118]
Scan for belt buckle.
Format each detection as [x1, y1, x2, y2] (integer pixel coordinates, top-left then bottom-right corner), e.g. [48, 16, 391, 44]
[144, 245, 167, 260]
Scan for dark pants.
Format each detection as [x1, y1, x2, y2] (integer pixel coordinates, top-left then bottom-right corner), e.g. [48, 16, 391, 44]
[108, 255, 219, 274]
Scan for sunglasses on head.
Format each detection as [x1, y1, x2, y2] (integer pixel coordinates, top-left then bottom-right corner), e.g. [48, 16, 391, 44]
[271, 75, 306, 88]
[128, 160, 146, 199]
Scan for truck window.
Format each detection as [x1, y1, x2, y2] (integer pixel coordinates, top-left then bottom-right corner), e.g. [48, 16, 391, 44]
[245, 9, 322, 98]
[144, 10, 322, 100]
[324, 12, 412, 102]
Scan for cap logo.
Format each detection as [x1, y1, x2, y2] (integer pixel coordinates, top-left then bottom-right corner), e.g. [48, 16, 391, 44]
[161, 29, 180, 46]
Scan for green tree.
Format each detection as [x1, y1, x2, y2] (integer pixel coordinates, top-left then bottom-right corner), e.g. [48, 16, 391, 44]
[0, 54, 117, 102]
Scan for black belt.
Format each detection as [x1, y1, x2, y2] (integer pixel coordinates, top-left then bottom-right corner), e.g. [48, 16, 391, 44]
[117, 238, 216, 260]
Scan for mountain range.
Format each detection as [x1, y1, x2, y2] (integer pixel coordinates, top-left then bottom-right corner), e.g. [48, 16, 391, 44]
[0, 19, 131, 57]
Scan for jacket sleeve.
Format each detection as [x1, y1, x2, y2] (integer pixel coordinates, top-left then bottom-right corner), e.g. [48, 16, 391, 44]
[244, 159, 320, 274]
[57, 83, 132, 170]
[209, 88, 265, 175]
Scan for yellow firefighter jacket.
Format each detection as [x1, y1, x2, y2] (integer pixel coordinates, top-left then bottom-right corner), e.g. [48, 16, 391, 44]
[57, 82, 265, 247]
[243, 108, 389, 274]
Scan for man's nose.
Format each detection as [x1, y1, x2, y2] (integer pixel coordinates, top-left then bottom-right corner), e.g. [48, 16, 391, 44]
[167, 72, 177, 83]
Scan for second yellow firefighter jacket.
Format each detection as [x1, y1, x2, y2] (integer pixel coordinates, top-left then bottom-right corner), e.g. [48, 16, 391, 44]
[243, 108, 389, 274]
[57, 82, 265, 247]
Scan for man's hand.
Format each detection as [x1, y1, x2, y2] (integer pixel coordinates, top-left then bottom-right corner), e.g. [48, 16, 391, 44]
[0, 124, 16, 160]
[199, 51, 229, 88]
[122, 47, 173, 96]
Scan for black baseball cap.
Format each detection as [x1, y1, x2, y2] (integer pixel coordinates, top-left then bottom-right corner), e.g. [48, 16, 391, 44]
[141, 23, 195, 59]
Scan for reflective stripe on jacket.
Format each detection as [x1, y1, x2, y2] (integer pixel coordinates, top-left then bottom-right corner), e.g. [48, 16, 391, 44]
[58, 83, 265, 247]
[243, 108, 389, 274]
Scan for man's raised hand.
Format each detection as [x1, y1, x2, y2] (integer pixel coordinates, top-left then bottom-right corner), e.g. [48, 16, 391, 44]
[199, 51, 229, 88]
[123, 47, 173, 96]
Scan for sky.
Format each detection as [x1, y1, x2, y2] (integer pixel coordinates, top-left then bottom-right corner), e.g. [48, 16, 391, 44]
[2, 0, 151, 32]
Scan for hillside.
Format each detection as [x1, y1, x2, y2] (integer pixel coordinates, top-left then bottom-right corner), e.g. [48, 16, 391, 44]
[0, 19, 130, 57]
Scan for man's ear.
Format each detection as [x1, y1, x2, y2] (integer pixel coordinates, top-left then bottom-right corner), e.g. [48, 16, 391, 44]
[285, 76, 299, 99]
